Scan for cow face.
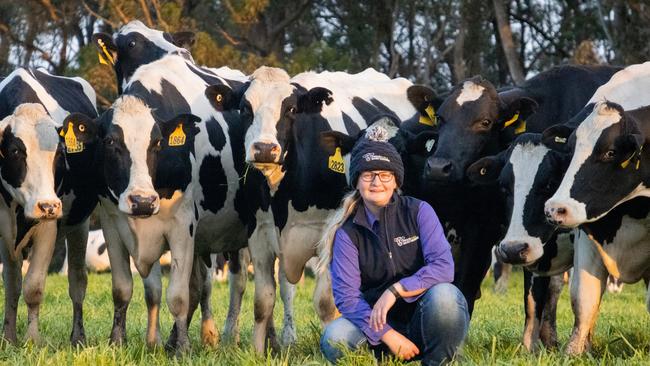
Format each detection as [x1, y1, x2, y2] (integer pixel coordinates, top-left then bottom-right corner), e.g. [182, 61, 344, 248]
[212, 67, 332, 187]
[0, 104, 62, 220]
[468, 134, 571, 265]
[92, 20, 194, 92]
[96, 96, 180, 217]
[545, 101, 649, 227]
[426, 77, 537, 183]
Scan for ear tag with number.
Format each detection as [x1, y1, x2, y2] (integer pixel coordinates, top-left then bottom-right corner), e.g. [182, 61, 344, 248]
[64, 122, 83, 153]
[169, 123, 186, 146]
[328, 147, 345, 173]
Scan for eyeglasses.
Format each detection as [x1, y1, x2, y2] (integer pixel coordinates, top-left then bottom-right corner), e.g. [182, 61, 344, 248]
[359, 171, 394, 183]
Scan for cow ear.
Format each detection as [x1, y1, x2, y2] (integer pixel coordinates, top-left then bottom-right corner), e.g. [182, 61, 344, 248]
[614, 133, 644, 165]
[160, 114, 201, 146]
[467, 155, 504, 185]
[498, 88, 538, 128]
[91, 33, 117, 66]
[404, 130, 438, 155]
[298, 87, 333, 114]
[542, 124, 574, 152]
[320, 130, 358, 156]
[407, 85, 443, 127]
[170, 31, 196, 49]
[60, 113, 99, 145]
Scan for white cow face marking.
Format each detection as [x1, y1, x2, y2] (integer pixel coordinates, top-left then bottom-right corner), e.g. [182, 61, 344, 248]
[0, 103, 61, 219]
[455, 81, 486, 106]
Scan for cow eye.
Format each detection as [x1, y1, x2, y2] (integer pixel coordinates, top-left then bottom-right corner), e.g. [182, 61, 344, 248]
[476, 119, 492, 130]
[105, 137, 114, 146]
[287, 106, 297, 115]
[78, 124, 85, 132]
[128, 40, 136, 48]
[603, 150, 616, 161]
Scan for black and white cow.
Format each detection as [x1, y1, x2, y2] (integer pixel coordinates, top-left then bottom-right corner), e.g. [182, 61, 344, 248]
[0, 68, 98, 345]
[212, 66, 429, 352]
[93, 21, 256, 350]
[469, 62, 650, 353]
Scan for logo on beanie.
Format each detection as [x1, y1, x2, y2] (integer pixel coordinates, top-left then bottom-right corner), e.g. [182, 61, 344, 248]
[394, 235, 419, 246]
[362, 153, 390, 162]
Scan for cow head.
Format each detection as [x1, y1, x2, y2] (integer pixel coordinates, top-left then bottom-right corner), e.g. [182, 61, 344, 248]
[92, 20, 195, 92]
[425, 76, 537, 183]
[544, 101, 649, 227]
[468, 133, 571, 266]
[209, 66, 333, 189]
[0, 104, 62, 220]
[75, 95, 199, 217]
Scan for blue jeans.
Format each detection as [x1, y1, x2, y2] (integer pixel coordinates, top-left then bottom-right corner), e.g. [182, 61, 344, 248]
[320, 283, 469, 365]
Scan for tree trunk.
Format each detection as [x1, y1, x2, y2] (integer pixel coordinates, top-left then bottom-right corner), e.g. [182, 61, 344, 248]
[493, 0, 525, 85]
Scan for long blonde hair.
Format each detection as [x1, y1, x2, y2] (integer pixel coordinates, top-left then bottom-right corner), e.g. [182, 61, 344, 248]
[317, 190, 362, 274]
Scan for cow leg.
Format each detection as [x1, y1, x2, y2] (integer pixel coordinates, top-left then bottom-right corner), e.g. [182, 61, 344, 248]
[47, 228, 67, 273]
[104, 223, 133, 345]
[199, 259, 219, 347]
[223, 247, 249, 344]
[313, 265, 337, 325]
[64, 221, 90, 345]
[164, 229, 194, 354]
[522, 269, 543, 351]
[23, 221, 57, 343]
[278, 264, 297, 346]
[250, 243, 278, 353]
[143, 261, 162, 348]
[494, 261, 511, 294]
[566, 233, 607, 355]
[0, 242, 22, 343]
[539, 274, 563, 349]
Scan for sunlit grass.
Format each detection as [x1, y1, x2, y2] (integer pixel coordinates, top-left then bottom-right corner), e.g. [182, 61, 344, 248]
[0, 268, 648, 365]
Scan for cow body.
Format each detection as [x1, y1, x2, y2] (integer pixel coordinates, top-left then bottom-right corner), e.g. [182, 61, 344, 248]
[223, 66, 422, 352]
[0, 68, 97, 345]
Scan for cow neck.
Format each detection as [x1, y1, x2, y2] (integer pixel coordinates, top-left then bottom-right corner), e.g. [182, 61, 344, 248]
[263, 164, 285, 193]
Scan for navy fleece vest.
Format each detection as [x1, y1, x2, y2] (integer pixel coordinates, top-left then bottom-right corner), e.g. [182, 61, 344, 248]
[341, 194, 424, 308]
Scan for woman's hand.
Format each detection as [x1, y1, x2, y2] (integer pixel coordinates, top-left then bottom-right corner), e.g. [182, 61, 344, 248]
[381, 329, 420, 360]
[370, 288, 397, 332]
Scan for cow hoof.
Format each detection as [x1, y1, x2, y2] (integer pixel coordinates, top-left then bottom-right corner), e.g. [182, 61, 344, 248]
[222, 327, 240, 345]
[281, 325, 297, 346]
[201, 318, 219, 347]
[109, 331, 127, 346]
[565, 341, 587, 356]
[146, 333, 162, 349]
[70, 329, 86, 346]
[25, 333, 42, 346]
[493, 280, 508, 295]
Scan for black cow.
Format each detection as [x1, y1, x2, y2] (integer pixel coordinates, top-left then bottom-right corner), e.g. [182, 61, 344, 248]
[0, 68, 98, 345]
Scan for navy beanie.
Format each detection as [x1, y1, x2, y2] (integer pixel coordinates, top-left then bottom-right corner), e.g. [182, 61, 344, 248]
[349, 125, 404, 188]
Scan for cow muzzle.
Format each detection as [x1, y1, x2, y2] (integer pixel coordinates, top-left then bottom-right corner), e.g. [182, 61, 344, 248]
[32, 199, 62, 220]
[424, 157, 454, 181]
[544, 199, 584, 228]
[495, 242, 530, 265]
[127, 193, 159, 217]
[251, 142, 281, 164]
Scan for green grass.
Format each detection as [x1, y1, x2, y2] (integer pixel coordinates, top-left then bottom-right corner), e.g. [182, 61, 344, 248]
[0, 269, 649, 365]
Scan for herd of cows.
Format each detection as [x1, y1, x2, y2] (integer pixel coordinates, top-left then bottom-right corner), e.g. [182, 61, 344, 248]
[1, 19, 650, 357]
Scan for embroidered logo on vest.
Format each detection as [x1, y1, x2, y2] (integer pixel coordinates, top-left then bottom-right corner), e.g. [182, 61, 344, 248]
[394, 235, 419, 246]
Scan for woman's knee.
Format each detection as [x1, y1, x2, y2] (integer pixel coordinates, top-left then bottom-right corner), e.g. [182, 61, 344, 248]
[422, 283, 469, 325]
[320, 317, 366, 363]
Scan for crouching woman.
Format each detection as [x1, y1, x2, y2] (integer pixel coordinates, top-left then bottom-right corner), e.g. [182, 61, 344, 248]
[319, 129, 469, 365]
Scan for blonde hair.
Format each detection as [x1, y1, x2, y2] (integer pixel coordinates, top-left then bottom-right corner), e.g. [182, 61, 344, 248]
[317, 190, 362, 274]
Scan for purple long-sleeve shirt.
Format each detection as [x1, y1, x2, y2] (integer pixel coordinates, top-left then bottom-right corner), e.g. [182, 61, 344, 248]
[330, 200, 454, 345]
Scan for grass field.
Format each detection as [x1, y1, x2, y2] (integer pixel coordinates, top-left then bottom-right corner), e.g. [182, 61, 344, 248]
[0, 269, 649, 365]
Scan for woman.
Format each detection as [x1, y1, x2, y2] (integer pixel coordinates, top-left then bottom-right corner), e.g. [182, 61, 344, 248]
[319, 125, 469, 365]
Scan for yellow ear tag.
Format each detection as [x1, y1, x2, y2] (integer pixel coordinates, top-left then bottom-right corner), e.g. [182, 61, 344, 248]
[168, 123, 186, 146]
[620, 153, 634, 169]
[502, 112, 520, 129]
[64, 122, 83, 153]
[514, 119, 527, 134]
[419, 105, 437, 126]
[328, 147, 345, 174]
[97, 39, 115, 66]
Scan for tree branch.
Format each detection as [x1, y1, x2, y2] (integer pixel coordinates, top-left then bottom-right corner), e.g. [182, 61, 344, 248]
[270, 0, 312, 39]
[81, 1, 118, 28]
[137, 0, 154, 28]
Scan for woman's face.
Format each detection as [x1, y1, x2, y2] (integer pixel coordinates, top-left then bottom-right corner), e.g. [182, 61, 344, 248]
[356, 170, 397, 208]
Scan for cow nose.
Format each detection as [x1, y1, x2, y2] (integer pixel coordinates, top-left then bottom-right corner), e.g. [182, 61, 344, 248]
[36, 199, 62, 219]
[424, 158, 453, 180]
[128, 194, 159, 217]
[545, 204, 568, 226]
[496, 242, 529, 265]
[252, 142, 281, 163]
